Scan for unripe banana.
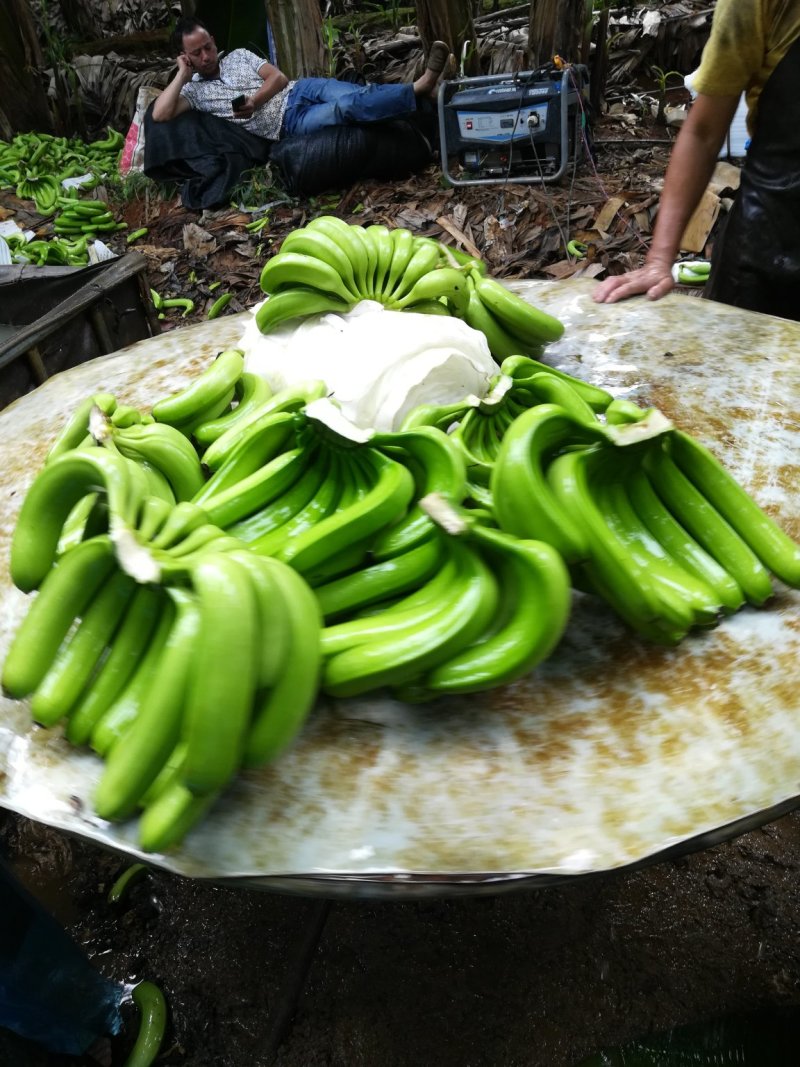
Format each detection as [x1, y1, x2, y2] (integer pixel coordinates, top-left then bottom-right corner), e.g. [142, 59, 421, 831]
[151, 349, 244, 429]
[259, 251, 357, 304]
[93, 589, 201, 821]
[2, 536, 116, 699]
[182, 555, 260, 795]
[473, 274, 565, 345]
[255, 286, 352, 334]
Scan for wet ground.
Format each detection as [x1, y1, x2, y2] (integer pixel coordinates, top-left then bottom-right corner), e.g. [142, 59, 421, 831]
[3, 807, 800, 1066]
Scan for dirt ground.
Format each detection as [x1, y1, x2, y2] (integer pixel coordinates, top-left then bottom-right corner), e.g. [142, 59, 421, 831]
[3, 806, 800, 1066]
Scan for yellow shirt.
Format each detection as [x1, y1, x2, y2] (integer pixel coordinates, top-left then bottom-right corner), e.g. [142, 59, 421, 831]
[693, 0, 800, 131]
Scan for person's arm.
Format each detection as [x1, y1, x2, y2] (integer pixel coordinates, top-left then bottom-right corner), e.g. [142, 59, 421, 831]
[592, 92, 740, 304]
[152, 54, 194, 122]
[232, 61, 289, 118]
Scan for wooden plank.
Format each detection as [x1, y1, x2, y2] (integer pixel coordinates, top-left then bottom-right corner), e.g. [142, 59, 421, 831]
[679, 187, 720, 254]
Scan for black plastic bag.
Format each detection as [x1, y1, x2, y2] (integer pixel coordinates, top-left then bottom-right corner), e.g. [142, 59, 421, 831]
[270, 119, 434, 196]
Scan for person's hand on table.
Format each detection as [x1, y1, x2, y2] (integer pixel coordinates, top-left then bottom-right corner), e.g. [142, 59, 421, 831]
[592, 257, 676, 304]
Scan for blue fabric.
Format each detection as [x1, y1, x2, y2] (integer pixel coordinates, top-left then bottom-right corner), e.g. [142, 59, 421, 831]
[0, 858, 122, 1055]
[281, 78, 417, 137]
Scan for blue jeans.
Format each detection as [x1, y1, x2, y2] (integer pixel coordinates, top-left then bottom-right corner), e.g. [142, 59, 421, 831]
[281, 78, 417, 138]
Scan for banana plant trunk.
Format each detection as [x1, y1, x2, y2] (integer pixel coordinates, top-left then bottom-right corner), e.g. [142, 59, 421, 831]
[264, 0, 325, 79]
[0, 0, 54, 138]
[415, 0, 479, 76]
[528, 0, 590, 68]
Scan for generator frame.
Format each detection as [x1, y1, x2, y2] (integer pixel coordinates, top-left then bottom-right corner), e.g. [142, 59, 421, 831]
[436, 65, 589, 187]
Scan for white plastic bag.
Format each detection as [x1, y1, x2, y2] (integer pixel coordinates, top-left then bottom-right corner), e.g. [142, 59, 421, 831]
[119, 85, 162, 176]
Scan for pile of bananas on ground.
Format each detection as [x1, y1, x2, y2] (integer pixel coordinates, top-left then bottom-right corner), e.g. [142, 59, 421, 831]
[0, 129, 125, 265]
[3, 313, 800, 852]
[256, 216, 566, 362]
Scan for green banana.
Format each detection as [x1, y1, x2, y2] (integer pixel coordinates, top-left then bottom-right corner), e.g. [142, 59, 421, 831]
[644, 442, 775, 607]
[192, 372, 273, 447]
[391, 266, 470, 317]
[203, 447, 308, 532]
[93, 589, 201, 821]
[389, 239, 443, 303]
[416, 518, 571, 695]
[237, 554, 322, 769]
[30, 571, 136, 727]
[151, 349, 244, 429]
[182, 555, 260, 795]
[472, 274, 565, 345]
[351, 224, 377, 298]
[225, 552, 288, 688]
[304, 215, 371, 297]
[604, 398, 652, 425]
[279, 228, 361, 301]
[259, 251, 357, 304]
[524, 371, 599, 425]
[315, 531, 445, 620]
[2, 536, 116, 699]
[246, 452, 328, 553]
[364, 224, 394, 300]
[668, 430, 800, 589]
[135, 496, 174, 543]
[146, 501, 209, 550]
[463, 277, 531, 360]
[256, 285, 353, 334]
[199, 381, 326, 471]
[251, 447, 342, 558]
[276, 448, 416, 575]
[11, 449, 136, 592]
[111, 422, 206, 502]
[320, 553, 462, 657]
[369, 425, 467, 559]
[491, 403, 604, 563]
[138, 779, 219, 854]
[321, 537, 499, 698]
[89, 595, 178, 758]
[383, 226, 416, 299]
[65, 584, 167, 747]
[499, 355, 613, 414]
[626, 465, 745, 614]
[46, 392, 117, 463]
[596, 464, 723, 629]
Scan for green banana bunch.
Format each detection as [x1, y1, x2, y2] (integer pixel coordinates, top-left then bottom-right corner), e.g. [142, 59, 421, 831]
[546, 444, 726, 644]
[320, 533, 500, 699]
[54, 198, 121, 237]
[397, 498, 571, 698]
[369, 424, 468, 559]
[642, 438, 791, 605]
[491, 402, 606, 563]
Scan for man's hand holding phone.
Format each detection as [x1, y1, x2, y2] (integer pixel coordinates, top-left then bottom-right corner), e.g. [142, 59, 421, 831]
[232, 94, 256, 118]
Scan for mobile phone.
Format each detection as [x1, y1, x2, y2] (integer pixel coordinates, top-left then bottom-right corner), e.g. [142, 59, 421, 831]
[232, 95, 246, 111]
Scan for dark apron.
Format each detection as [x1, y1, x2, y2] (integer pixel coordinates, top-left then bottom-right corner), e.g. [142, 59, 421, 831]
[705, 34, 800, 320]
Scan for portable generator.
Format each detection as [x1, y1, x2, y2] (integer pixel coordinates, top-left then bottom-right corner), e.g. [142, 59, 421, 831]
[437, 63, 590, 186]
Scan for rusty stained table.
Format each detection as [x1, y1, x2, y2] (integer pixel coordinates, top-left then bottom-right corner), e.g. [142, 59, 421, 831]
[0, 279, 798, 898]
